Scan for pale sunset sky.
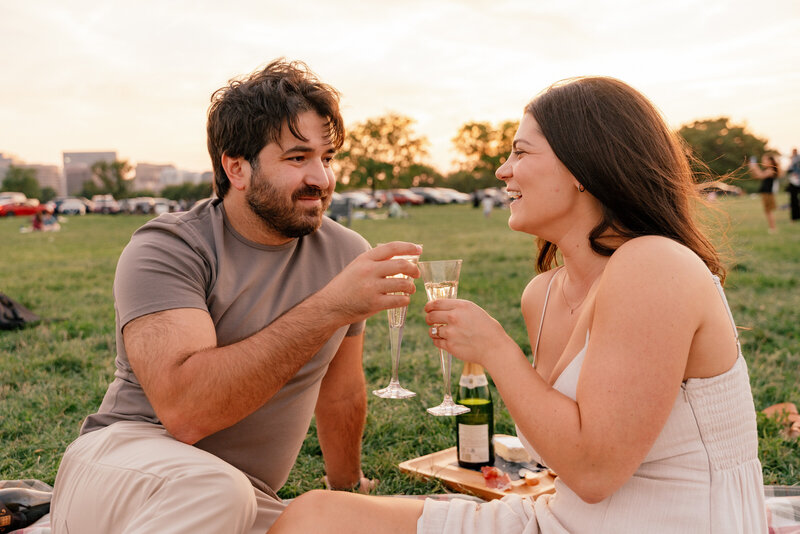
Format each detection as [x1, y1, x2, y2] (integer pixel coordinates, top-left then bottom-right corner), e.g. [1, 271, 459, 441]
[1, 0, 798, 174]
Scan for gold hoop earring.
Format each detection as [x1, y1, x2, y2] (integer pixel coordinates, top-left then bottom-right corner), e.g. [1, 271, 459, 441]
[578, 184, 586, 193]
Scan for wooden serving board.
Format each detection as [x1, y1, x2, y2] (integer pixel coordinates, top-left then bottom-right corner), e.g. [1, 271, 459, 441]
[399, 446, 556, 501]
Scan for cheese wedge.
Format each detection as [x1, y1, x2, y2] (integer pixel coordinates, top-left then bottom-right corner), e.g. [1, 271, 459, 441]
[493, 435, 531, 463]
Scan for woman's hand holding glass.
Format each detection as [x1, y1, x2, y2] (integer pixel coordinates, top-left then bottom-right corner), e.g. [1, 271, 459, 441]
[424, 298, 511, 371]
[419, 259, 470, 416]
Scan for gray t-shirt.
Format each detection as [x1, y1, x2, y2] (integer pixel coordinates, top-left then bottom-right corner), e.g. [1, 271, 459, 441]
[81, 198, 370, 495]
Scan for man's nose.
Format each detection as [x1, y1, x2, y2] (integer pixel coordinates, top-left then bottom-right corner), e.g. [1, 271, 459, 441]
[305, 158, 332, 189]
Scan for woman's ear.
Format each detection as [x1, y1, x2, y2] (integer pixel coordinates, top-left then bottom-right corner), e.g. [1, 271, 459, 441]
[221, 154, 250, 192]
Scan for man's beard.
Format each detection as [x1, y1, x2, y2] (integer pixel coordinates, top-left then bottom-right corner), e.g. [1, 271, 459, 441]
[245, 169, 331, 239]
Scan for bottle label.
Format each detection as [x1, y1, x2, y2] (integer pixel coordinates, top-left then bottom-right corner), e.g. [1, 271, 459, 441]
[458, 423, 490, 463]
[459, 374, 488, 388]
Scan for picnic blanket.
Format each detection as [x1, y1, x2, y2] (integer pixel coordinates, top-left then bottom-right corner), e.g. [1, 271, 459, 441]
[4, 480, 799, 533]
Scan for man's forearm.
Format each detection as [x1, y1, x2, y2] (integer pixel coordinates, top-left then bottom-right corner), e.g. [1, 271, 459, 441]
[316, 389, 367, 488]
[314, 333, 368, 489]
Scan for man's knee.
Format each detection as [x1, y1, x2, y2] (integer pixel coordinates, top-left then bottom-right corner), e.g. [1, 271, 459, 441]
[181, 463, 257, 517]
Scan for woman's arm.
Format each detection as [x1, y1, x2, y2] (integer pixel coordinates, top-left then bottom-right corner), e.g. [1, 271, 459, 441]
[749, 162, 776, 180]
[426, 237, 710, 503]
[506, 237, 712, 501]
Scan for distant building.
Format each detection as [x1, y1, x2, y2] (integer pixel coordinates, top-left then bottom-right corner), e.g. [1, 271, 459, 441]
[133, 163, 175, 193]
[63, 151, 117, 195]
[0, 154, 64, 196]
[176, 169, 213, 186]
[132, 164, 212, 193]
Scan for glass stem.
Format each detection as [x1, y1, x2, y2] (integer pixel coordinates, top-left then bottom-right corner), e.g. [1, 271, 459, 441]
[389, 324, 403, 383]
[439, 348, 452, 399]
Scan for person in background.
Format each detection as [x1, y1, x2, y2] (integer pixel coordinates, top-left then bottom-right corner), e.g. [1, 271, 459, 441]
[749, 154, 781, 233]
[481, 192, 494, 217]
[50, 59, 421, 534]
[42, 210, 60, 232]
[31, 211, 43, 231]
[270, 76, 767, 534]
[786, 148, 800, 223]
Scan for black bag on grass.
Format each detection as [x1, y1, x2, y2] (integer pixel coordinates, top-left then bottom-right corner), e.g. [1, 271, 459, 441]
[0, 293, 40, 330]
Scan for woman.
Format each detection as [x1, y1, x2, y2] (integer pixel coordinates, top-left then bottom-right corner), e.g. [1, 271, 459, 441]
[270, 77, 767, 533]
[749, 154, 780, 233]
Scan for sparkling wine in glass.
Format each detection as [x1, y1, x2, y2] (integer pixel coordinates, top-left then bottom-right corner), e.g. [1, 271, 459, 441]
[372, 253, 420, 399]
[418, 259, 470, 416]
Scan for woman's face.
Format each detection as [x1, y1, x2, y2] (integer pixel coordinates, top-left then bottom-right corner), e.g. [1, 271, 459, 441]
[495, 113, 579, 235]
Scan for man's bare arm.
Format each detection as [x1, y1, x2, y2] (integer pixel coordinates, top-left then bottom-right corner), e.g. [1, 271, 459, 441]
[125, 242, 421, 444]
[315, 333, 367, 490]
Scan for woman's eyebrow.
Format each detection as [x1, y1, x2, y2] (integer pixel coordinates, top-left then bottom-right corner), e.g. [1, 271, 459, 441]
[512, 138, 533, 150]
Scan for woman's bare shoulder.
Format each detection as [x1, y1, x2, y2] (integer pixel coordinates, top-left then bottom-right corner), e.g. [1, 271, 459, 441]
[602, 236, 711, 301]
[521, 268, 561, 317]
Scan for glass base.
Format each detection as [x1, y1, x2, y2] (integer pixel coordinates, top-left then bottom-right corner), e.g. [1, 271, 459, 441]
[427, 400, 470, 416]
[373, 381, 416, 399]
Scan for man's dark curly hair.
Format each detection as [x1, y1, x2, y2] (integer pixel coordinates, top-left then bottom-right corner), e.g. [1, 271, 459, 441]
[206, 59, 344, 198]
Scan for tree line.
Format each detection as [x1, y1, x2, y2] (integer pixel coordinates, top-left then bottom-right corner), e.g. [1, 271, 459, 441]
[1, 115, 777, 202]
[334, 114, 776, 194]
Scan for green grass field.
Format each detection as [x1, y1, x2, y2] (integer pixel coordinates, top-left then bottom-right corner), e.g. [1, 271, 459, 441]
[1, 196, 798, 495]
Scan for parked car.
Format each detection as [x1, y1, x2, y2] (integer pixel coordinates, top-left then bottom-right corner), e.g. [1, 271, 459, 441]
[56, 197, 87, 215]
[339, 190, 380, 209]
[91, 194, 121, 214]
[0, 192, 27, 206]
[435, 187, 471, 204]
[0, 200, 47, 217]
[409, 187, 449, 204]
[388, 189, 425, 205]
[117, 198, 133, 213]
[152, 198, 178, 215]
[126, 197, 156, 214]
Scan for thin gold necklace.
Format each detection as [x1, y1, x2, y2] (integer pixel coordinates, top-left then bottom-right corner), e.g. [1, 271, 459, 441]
[560, 268, 588, 315]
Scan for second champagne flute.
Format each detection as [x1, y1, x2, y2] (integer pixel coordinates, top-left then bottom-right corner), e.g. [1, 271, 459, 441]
[419, 259, 470, 416]
[372, 252, 420, 399]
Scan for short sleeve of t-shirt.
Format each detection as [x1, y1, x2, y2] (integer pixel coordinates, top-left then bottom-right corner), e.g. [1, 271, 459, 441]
[114, 223, 212, 329]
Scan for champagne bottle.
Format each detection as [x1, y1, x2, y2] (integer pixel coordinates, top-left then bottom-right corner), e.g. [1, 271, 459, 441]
[455, 361, 494, 470]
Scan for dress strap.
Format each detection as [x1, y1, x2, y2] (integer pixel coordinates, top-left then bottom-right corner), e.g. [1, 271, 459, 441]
[711, 275, 742, 353]
[532, 267, 564, 368]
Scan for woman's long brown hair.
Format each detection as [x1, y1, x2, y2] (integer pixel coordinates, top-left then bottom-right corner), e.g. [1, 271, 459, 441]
[525, 77, 725, 281]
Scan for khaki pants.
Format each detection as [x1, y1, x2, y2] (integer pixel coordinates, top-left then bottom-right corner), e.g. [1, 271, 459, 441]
[51, 421, 285, 533]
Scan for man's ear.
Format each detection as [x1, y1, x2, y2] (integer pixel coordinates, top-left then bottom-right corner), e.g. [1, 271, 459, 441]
[221, 154, 250, 192]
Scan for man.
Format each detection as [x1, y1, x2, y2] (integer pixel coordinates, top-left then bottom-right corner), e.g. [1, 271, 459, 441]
[50, 59, 421, 533]
[787, 147, 800, 222]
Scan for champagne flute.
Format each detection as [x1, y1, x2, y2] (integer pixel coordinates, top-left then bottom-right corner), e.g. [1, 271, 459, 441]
[372, 253, 420, 399]
[418, 259, 470, 416]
